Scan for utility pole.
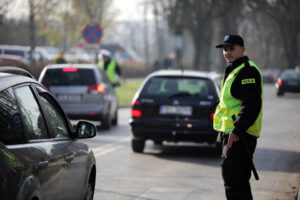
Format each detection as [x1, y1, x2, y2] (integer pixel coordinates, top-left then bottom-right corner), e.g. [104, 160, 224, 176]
[153, 0, 164, 60]
[144, 1, 150, 69]
[63, 0, 69, 53]
[29, 0, 35, 63]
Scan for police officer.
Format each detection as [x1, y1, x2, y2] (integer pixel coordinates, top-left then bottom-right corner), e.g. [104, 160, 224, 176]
[98, 49, 121, 87]
[213, 34, 263, 200]
[54, 53, 67, 64]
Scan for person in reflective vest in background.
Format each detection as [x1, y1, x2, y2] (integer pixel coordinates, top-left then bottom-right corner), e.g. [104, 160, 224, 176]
[213, 34, 263, 200]
[98, 49, 121, 87]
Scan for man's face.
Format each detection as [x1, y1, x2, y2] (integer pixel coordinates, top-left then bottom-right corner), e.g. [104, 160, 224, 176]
[223, 45, 245, 63]
[103, 56, 110, 62]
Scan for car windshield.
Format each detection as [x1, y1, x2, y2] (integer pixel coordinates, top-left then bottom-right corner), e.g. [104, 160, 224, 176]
[281, 70, 300, 80]
[141, 76, 215, 98]
[41, 68, 96, 86]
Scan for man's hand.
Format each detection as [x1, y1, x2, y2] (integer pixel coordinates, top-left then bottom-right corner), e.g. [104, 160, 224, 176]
[228, 132, 239, 148]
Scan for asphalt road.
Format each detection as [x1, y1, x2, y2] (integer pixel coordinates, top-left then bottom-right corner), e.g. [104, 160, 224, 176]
[84, 84, 300, 200]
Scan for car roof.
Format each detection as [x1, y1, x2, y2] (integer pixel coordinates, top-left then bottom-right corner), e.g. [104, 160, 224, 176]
[44, 64, 98, 69]
[0, 72, 39, 92]
[148, 70, 221, 79]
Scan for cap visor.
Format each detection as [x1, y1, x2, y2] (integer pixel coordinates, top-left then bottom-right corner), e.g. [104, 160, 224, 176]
[215, 43, 236, 48]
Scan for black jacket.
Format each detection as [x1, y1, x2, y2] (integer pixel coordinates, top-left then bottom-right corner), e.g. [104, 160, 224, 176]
[223, 56, 262, 137]
[104, 59, 121, 76]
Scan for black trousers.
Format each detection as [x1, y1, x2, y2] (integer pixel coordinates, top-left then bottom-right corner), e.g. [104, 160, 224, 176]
[221, 133, 257, 200]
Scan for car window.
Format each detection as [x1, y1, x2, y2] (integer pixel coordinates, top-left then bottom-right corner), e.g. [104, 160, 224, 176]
[14, 86, 49, 140]
[0, 89, 26, 145]
[41, 68, 96, 86]
[36, 86, 70, 139]
[141, 77, 214, 97]
[3, 49, 25, 57]
[281, 70, 300, 80]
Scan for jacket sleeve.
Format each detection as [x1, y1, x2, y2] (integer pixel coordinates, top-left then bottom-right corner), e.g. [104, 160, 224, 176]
[232, 66, 262, 137]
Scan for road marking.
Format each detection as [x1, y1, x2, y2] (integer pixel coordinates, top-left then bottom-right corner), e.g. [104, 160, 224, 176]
[92, 137, 129, 157]
[135, 187, 193, 200]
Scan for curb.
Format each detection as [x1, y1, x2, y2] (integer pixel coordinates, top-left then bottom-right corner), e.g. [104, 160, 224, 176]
[119, 104, 131, 109]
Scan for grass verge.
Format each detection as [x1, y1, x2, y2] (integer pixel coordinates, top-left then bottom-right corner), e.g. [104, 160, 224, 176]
[115, 79, 144, 106]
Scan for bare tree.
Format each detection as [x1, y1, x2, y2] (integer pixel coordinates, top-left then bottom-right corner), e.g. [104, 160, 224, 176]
[156, 0, 245, 70]
[0, 0, 11, 25]
[29, 0, 36, 63]
[246, 0, 300, 68]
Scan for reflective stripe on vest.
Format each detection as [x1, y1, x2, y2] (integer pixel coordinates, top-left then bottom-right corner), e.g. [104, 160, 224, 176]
[213, 60, 263, 137]
[98, 60, 117, 83]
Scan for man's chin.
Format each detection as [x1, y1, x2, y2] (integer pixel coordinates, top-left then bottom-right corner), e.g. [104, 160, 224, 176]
[226, 59, 233, 63]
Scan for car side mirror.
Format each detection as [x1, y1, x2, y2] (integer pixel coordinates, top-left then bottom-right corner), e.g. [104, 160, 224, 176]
[76, 121, 97, 139]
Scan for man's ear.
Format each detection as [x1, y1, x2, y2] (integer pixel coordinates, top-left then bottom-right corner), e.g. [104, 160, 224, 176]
[242, 47, 246, 53]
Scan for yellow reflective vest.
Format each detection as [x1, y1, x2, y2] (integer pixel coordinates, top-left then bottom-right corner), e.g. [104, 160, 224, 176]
[98, 59, 117, 84]
[213, 60, 263, 137]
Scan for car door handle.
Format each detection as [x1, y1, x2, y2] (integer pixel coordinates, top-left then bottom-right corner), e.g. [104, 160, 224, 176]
[65, 155, 74, 163]
[38, 161, 49, 168]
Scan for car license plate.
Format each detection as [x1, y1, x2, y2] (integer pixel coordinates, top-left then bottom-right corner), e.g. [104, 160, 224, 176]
[159, 105, 192, 116]
[57, 94, 81, 101]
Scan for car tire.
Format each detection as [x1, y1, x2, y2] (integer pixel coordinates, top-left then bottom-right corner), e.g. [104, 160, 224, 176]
[112, 111, 118, 126]
[84, 174, 95, 200]
[153, 140, 163, 145]
[101, 114, 112, 130]
[277, 89, 284, 96]
[216, 142, 222, 157]
[131, 139, 145, 153]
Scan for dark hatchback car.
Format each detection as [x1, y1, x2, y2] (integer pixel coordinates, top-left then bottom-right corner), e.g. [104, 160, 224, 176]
[129, 70, 222, 153]
[39, 64, 118, 130]
[0, 67, 97, 200]
[275, 69, 300, 96]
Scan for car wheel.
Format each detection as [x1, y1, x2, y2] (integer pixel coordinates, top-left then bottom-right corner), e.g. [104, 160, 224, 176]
[216, 142, 222, 157]
[277, 90, 284, 96]
[84, 175, 95, 200]
[153, 140, 163, 145]
[101, 115, 112, 130]
[131, 139, 145, 153]
[112, 111, 118, 126]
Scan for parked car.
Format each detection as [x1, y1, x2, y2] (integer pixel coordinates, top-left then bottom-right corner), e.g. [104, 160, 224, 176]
[0, 45, 52, 64]
[39, 64, 118, 130]
[262, 68, 280, 83]
[275, 69, 300, 96]
[0, 66, 97, 200]
[129, 70, 222, 154]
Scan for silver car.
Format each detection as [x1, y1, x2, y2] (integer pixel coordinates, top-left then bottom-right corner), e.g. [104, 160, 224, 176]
[39, 64, 118, 130]
[0, 67, 97, 200]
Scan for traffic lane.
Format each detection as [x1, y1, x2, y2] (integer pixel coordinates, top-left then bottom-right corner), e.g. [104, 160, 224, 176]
[84, 84, 300, 200]
[93, 141, 224, 200]
[252, 85, 300, 199]
[82, 107, 224, 199]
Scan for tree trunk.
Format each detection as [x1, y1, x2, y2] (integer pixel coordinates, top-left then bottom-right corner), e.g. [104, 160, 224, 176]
[29, 0, 35, 63]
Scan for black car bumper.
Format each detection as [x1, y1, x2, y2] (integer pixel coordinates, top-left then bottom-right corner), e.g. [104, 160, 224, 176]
[129, 117, 218, 143]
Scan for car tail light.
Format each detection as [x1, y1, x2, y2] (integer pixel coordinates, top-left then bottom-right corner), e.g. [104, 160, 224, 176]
[90, 112, 96, 116]
[277, 79, 283, 86]
[87, 84, 105, 93]
[210, 112, 215, 120]
[63, 68, 78, 72]
[44, 85, 50, 91]
[131, 100, 142, 117]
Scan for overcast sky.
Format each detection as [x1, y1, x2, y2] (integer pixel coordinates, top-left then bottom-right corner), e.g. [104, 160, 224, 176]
[6, 0, 150, 21]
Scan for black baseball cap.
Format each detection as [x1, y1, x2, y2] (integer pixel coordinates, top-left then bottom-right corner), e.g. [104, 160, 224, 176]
[216, 34, 244, 48]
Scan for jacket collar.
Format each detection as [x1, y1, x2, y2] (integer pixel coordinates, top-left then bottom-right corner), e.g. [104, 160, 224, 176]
[225, 56, 249, 74]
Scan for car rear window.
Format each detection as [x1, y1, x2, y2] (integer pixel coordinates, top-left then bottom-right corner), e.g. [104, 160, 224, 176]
[141, 76, 216, 98]
[281, 70, 300, 80]
[41, 68, 96, 86]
